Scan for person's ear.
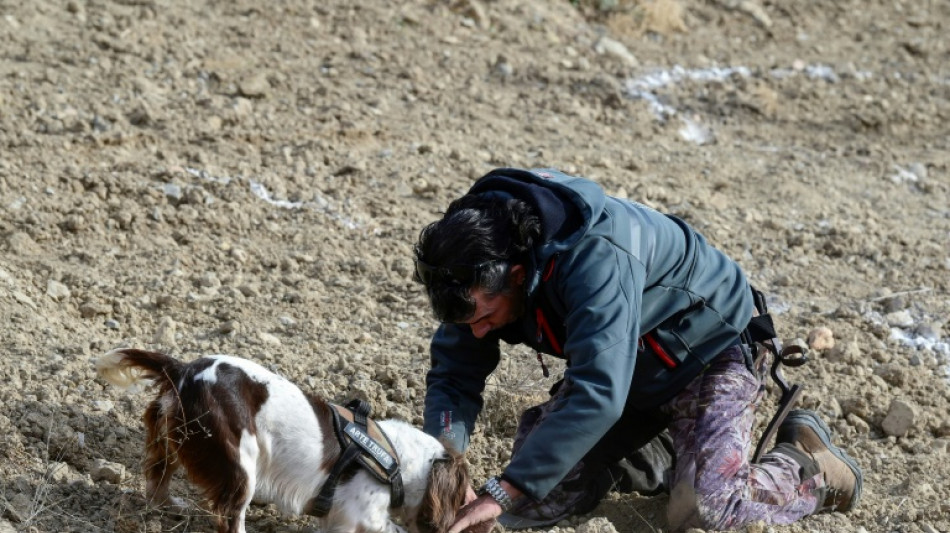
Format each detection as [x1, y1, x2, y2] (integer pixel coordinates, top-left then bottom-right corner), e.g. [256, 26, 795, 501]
[510, 264, 526, 286]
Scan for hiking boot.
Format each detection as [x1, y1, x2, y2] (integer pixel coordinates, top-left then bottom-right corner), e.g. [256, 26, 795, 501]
[774, 410, 863, 512]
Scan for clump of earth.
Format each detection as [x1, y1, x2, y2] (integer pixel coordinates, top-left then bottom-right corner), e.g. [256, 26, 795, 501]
[1, 0, 948, 532]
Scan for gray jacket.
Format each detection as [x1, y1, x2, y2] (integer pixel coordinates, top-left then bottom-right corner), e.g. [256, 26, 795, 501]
[422, 168, 753, 500]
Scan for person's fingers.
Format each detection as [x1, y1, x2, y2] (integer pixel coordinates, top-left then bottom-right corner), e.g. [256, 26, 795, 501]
[463, 485, 478, 505]
[448, 498, 501, 533]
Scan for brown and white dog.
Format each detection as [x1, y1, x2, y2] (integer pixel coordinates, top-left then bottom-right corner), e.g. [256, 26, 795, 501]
[96, 348, 471, 533]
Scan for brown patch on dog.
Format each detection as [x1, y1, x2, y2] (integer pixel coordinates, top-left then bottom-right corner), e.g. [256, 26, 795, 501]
[142, 357, 270, 533]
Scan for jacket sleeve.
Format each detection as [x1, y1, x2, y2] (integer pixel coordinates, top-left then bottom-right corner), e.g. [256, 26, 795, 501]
[502, 237, 645, 500]
[423, 323, 501, 453]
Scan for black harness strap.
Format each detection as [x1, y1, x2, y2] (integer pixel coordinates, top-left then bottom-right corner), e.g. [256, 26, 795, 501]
[744, 287, 810, 463]
[310, 399, 404, 517]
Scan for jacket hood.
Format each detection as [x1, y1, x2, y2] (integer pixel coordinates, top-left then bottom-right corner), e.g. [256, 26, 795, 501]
[467, 167, 607, 293]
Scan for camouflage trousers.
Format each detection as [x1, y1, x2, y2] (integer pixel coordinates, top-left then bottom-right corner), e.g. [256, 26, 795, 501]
[504, 344, 823, 531]
[660, 344, 823, 531]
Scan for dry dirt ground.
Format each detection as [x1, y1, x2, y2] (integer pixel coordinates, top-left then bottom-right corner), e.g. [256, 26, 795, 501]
[1, 0, 949, 532]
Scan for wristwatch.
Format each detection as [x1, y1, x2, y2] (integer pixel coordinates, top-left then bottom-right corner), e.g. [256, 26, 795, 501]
[477, 476, 514, 511]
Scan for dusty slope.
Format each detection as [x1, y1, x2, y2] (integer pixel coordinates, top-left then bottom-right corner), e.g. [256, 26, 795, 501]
[0, 0, 948, 532]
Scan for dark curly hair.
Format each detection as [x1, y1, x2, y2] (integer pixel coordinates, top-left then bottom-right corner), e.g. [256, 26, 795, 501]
[414, 193, 540, 323]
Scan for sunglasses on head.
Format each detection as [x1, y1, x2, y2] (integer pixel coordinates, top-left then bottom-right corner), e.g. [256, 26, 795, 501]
[414, 259, 498, 286]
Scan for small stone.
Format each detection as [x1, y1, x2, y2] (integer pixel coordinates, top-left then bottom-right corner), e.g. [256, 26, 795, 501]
[48, 461, 74, 483]
[884, 310, 914, 328]
[577, 517, 619, 533]
[153, 316, 177, 346]
[259, 332, 282, 345]
[846, 413, 870, 434]
[6, 232, 40, 255]
[881, 398, 917, 437]
[873, 364, 906, 387]
[104, 319, 120, 330]
[91, 458, 126, 483]
[807, 326, 835, 351]
[12, 291, 36, 309]
[46, 279, 71, 300]
[238, 72, 270, 98]
[231, 248, 248, 263]
[80, 301, 111, 318]
[827, 338, 860, 363]
[593, 36, 638, 67]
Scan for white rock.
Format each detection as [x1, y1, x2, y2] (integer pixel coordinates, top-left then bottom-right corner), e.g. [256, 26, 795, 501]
[46, 279, 71, 300]
[259, 332, 282, 345]
[881, 398, 917, 437]
[593, 36, 638, 67]
[577, 517, 618, 533]
[884, 310, 914, 328]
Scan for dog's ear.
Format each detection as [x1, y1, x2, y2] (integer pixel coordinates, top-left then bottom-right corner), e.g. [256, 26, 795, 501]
[416, 450, 471, 533]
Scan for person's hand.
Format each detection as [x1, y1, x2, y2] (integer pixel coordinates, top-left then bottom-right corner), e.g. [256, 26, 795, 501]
[448, 495, 501, 533]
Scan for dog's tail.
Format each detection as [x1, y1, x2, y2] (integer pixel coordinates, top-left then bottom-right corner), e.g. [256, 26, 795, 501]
[96, 348, 185, 393]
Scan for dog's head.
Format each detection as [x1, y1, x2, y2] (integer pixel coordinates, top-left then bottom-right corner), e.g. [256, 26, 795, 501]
[411, 447, 472, 533]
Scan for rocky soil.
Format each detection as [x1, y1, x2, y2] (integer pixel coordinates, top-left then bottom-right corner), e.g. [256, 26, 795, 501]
[1, 0, 948, 532]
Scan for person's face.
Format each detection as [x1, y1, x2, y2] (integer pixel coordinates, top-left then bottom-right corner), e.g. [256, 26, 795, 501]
[458, 265, 526, 339]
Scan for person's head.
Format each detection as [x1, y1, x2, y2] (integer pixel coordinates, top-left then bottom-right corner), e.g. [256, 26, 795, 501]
[414, 193, 540, 333]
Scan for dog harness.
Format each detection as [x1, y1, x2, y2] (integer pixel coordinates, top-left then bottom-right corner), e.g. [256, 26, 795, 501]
[310, 399, 404, 516]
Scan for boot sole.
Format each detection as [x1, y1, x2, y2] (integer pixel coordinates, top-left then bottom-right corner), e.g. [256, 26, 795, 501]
[784, 410, 864, 511]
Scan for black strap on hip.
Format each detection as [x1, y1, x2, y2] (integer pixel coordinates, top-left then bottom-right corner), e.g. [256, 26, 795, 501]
[309, 399, 404, 516]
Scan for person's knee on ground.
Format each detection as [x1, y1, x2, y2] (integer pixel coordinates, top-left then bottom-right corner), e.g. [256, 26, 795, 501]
[666, 479, 742, 532]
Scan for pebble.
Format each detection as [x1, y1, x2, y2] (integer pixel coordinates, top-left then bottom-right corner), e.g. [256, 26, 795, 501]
[577, 517, 618, 533]
[46, 279, 71, 300]
[91, 458, 125, 484]
[881, 398, 917, 437]
[49, 461, 75, 484]
[152, 316, 177, 346]
[259, 332, 282, 345]
[807, 326, 835, 351]
[239, 72, 270, 98]
[12, 291, 36, 310]
[884, 310, 914, 328]
[828, 338, 860, 363]
[6, 232, 40, 255]
[593, 36, 638, 67]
